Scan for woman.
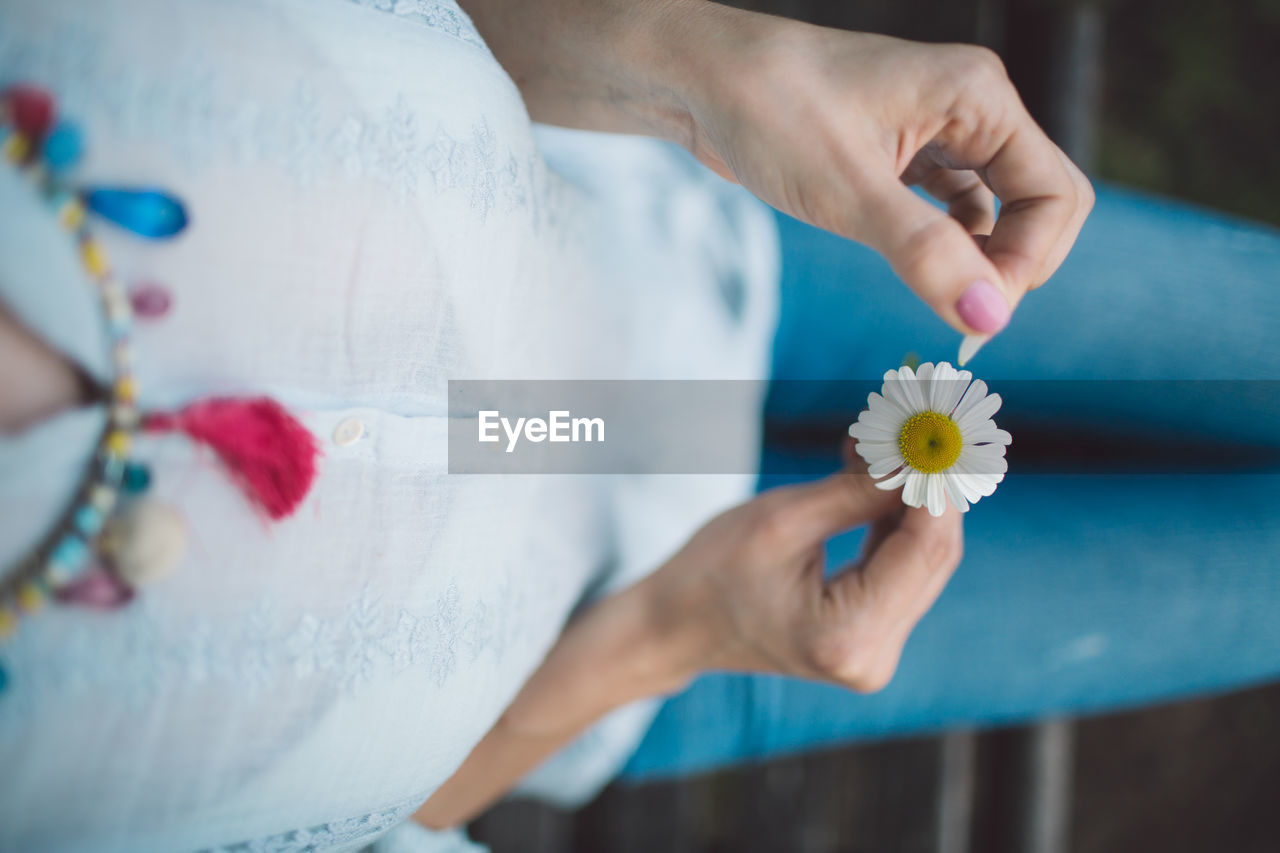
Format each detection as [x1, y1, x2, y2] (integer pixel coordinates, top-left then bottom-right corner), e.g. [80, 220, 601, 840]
[12, 0, 1272, 850]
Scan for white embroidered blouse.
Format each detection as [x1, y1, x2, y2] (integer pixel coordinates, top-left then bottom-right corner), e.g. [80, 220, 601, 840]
[0, 0, 778, 851]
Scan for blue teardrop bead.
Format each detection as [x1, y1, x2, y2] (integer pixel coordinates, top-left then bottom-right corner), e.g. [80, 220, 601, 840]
[83, 188, 188, 239]
[42, 120, 83, 172]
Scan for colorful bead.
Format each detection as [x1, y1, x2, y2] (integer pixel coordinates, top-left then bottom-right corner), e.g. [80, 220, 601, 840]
[83, 188, 188, 239]
[41, 119, 82, 171]
[81, 238, 110, 277]
[4, 84, 55, 139]
[112, 339, 134, 368]
[74, 504, 106, 537]
[105, 291, 132, 335]
[114, 376, 137, 403]
[1, 128, 29, 163]
[46, 557, 92, 589]
[111, 403, 139, 429]
[105, 430, 132, 457]
[122, 463, 152, 495]
[54, 565, 134, 610]
[16, 581, 47, 614]
[89, 484, 119, 514]
[46, 535, 91, 584]
[130, 282, 173, 319]
[56, 194, 86, 231]
[100, 453, 125, 484]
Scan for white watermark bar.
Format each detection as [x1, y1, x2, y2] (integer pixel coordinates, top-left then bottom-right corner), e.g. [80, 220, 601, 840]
[449, 380, 769, 474]
[448, 380, 1280, 475]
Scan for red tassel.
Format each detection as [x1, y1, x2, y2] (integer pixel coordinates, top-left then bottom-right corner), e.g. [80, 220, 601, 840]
[145, 398, 320, 521]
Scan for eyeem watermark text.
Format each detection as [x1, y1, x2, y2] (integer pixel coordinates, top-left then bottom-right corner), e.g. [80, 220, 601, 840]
[478, 410, 605, 453]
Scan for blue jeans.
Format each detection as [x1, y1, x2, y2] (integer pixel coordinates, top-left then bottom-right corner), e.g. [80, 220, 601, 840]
[623, 185, 1280, 780]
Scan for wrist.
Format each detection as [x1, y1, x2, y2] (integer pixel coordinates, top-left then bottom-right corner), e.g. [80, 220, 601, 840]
[495, 570, 705, 739]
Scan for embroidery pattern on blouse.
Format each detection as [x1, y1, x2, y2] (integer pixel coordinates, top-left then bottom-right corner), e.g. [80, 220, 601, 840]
[347, 0, 488, 51]
[0, 567, 546, 725]
[0, 8, 568, 226]
[202, 795, 423, 853]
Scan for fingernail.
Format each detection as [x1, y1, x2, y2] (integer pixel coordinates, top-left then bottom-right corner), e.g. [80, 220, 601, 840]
[956, 279, 1010, 334]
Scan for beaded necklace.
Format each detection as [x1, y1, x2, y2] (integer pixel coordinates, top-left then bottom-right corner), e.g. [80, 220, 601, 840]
[0, 85, 187, 640]
[0, 85, 320, 686]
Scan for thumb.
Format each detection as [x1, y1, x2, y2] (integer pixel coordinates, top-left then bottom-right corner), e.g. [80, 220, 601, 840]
[767, 466, 902, 551]
[849, 173, 1013, 336]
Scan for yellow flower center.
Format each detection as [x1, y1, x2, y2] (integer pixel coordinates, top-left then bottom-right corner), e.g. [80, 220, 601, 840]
[898, 411, 963, 474]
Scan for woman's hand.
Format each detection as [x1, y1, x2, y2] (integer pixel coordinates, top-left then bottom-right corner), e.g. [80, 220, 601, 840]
[417, 450, 962, 828]
[460, 0, 1094, 336]
[643, 456, 964, 695]
[677, 16, 1094, 336]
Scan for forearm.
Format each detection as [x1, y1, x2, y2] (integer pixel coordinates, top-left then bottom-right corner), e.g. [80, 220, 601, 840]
[413, 570, 710, 829]
[456, 0, 748, 147]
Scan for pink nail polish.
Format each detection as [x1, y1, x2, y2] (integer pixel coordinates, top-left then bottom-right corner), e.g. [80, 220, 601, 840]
[956, 279, 1011, 334]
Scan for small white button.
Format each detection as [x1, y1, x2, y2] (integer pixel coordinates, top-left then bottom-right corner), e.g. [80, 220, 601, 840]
[332, 416, 365, 447]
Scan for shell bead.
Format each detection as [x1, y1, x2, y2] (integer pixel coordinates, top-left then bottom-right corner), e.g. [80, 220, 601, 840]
[104, 501, 187, 587]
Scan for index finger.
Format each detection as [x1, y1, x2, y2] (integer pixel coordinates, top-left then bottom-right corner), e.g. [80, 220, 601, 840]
[980, 119, 1086, 298]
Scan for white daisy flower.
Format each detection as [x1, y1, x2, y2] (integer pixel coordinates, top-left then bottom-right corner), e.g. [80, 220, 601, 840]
[848, 362, 1012, 517]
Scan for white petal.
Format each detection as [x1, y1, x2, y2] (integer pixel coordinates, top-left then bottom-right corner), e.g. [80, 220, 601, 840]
[957, 454, 1008, 480]
[958, 334, 990, 367]
[867, 452, 905, 478]
[868, 391, 911, 421]
[925, 474, 946, 517]
[849, 421, 896, 443]
[903, 469, 927, 508]
[894, 372, 927, 413]
[952, 379, 990, 423]
[928, 362, 956, 411]
[942, 474, 970, 513]
[856, 440, 899, 462]
[960, 443, 1009, 463]
[863, 405, 906, 428]
[956, 392, 1003, 433]
[874, 467, 911, 491]
[965, 424, 1013, 446]
[915, 363, 935, 413]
